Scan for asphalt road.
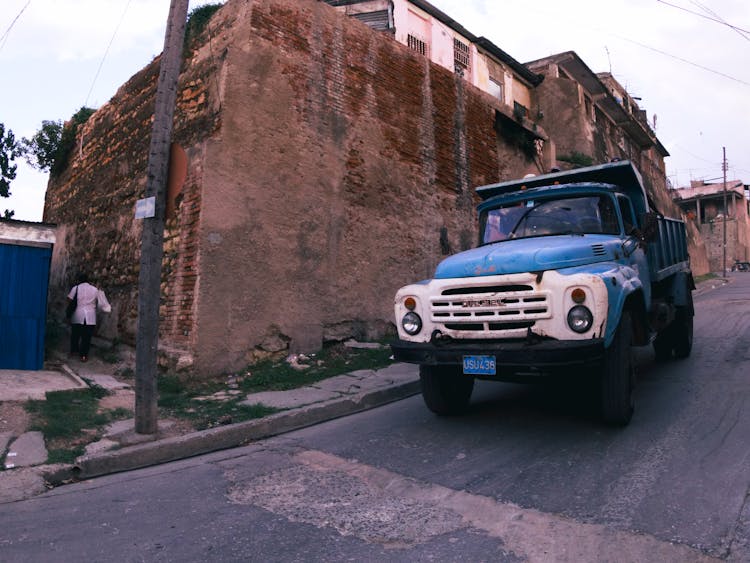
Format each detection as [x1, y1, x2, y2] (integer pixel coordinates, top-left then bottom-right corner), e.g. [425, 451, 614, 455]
[1, 274, 749, 562]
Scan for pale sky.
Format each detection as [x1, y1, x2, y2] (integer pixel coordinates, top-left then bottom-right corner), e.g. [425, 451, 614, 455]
[2, 0, 748, 221]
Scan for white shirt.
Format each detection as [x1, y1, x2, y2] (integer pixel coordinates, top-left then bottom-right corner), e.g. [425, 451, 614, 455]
[67, 282, 111, 325]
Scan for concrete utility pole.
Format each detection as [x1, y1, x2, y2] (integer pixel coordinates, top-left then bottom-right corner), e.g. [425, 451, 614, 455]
[135, 0, 189, 435]
[722, 146, 728, 278]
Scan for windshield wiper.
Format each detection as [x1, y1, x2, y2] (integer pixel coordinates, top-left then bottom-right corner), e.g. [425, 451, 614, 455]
[507, 205, 539, 239]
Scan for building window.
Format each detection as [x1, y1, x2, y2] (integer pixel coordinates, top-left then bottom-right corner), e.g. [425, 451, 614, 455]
[489, 78, 504, 103]
[407, 34, 428, 56]
[352, 10, 393, 32]
[453, 38, 471, 76]
[584, 95, 592, 119]
[513, 101, 527, 121]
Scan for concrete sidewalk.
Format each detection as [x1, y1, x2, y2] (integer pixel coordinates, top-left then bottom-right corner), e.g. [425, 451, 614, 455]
[0, 359, 420, 504]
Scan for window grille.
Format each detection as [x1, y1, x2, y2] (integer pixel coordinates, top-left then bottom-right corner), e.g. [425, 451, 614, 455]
[407, 34, 427, 56]
[454, 38, 470, 74]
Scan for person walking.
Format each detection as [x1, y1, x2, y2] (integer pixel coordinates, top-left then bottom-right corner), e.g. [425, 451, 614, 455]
[67, 273, 111, 362]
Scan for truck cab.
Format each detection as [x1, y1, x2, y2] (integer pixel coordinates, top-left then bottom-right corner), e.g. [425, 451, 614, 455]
[391, 161, 694, 425]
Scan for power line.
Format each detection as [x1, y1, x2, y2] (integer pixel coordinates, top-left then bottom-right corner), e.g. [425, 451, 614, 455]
[84, 0, 133, 107]
[656, 0, 750, 37]
[0, 0, 31, 53]
[612, 32, 750, 87]
[689, 0, 750, 41]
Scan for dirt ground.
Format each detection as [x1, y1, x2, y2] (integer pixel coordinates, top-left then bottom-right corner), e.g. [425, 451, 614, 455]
[0, 402, 30, 435]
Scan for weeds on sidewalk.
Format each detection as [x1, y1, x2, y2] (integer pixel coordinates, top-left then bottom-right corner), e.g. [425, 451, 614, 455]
[25, 387, 131, 464]
[157, 342, 394, 429]
[694, 272, 717, 284]
[23, 341, 395, 463]
[240, 343, 394, 392]
[157, 375, 276, 431]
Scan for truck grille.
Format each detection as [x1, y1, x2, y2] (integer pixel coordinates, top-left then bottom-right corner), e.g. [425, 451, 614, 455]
[430, 284, 552, 335]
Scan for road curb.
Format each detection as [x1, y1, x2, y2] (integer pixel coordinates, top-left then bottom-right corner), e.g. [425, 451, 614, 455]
[67, 378, 421, 481]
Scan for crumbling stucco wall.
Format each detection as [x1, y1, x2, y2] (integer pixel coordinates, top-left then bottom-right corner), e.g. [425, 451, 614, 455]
[44, 0, 546, 376]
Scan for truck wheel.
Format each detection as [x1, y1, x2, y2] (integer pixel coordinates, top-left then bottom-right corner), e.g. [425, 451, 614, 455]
[419, 365, 474, 415]
[600, 312, 635, 426]
[672, 306, 693, 359]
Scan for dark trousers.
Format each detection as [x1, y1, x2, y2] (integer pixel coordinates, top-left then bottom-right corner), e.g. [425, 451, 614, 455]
[70, 323, 95, 356]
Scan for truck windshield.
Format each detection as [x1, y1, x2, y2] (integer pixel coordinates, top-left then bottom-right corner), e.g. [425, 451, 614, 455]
[481, 195, 620, 244]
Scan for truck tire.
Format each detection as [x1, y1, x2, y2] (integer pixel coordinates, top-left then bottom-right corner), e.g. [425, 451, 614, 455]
[672, 306, 693, 359]
[653, 290, 694, 361]
[419, 365, 474, 415]
[600, 312, 635, 426]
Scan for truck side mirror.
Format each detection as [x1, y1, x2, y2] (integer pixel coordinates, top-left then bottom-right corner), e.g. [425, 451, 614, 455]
[640, 212, 660, 243]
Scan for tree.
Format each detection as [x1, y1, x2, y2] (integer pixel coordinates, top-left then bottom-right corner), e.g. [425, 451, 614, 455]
[1, 122, 22, 218]
[1, 122, 21, 198]
[23, 120, 63, 173]
[23, 107, 94, 176]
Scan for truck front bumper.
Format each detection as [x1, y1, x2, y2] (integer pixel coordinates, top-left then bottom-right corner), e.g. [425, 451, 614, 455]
[391, 337, 604, 370]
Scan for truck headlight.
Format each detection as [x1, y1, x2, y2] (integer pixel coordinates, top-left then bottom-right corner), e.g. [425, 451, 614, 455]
[401, 312, 422, 335]
[567, 305, 593, 333]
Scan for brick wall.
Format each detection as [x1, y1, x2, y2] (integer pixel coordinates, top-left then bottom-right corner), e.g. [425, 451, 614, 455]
[44, 52, 219, 352]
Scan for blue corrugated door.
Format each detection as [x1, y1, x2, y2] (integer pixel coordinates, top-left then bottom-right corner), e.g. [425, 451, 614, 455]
[0, 243, 52, 370]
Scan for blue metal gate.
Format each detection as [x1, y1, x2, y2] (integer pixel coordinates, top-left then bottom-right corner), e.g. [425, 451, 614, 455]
[0, 243, 53, 370]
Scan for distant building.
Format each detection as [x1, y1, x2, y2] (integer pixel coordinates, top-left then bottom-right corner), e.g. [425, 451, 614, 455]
[526, 52, 668, 198]
[671, 180, 750, 271]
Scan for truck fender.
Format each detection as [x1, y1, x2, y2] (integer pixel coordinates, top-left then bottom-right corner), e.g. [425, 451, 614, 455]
[669, 271, 695, 313]
[602, 266, 644, 348]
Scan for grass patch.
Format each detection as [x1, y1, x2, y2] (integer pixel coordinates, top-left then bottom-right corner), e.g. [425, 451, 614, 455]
[157, 375, 276, 431]
[25, 388, 132, 463]
[46, 446, 86, 465]
[26, 388, 108, 440]
[694, 272, 717, 284]
[241, 343, 394, 393]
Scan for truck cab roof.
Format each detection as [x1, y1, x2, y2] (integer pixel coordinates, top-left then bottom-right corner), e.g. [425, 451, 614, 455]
[476, 160, 650, 220]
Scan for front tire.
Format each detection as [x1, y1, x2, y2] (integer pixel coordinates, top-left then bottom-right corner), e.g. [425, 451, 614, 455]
[600, 312, 635, 426]
[420, 365, 474, 415]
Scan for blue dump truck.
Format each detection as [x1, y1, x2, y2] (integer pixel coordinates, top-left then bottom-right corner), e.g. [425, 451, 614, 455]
[391, 161, 694, 425]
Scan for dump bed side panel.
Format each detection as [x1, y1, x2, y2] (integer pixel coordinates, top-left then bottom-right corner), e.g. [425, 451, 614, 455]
[648, 216, 690, 281]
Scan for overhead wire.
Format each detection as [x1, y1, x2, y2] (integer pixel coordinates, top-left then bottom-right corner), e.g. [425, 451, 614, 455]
[656, 0, 750, 37]
[84, 0, 134, 108]
[0, 0, 31, 53]
[690, 1, 750, 42]
[609, 32, 750, 87]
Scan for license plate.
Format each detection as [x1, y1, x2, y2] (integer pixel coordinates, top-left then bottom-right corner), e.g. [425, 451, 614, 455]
[463, 355, 496, 375]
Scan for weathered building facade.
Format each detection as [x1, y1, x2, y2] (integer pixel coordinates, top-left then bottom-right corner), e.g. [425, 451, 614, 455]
[527, 51, 710, 275]
[671, 181, 750, 272]
[322, 0, 543, 121]
[43, 0, 552, 376]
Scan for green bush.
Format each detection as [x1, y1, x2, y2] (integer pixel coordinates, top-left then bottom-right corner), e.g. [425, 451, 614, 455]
[184, 3, 223, 52]
[557, 151, 594, 168]
[24, 107, 95, 177]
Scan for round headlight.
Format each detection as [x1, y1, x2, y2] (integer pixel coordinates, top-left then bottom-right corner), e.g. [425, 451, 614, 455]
[567, 305, 593, 333]
[401, 312, 422, 335]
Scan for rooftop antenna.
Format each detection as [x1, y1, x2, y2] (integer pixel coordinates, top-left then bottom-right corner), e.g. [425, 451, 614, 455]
[605, 46, 612, 73]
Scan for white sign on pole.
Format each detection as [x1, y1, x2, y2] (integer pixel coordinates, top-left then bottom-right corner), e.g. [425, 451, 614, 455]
[135, 197, 156, 219]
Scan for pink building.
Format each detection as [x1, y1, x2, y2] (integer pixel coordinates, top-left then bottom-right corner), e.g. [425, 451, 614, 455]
[322, 0, 543, 120]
